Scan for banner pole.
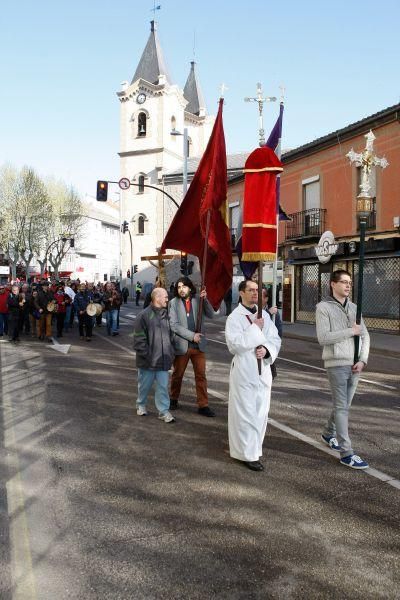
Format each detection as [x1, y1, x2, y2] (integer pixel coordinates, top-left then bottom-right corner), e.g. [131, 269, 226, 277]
[196, 209, 211, 333]
[257, 260, 263, 375]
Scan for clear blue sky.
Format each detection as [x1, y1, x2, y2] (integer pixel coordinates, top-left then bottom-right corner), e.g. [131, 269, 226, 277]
[1, 0, 398, 197]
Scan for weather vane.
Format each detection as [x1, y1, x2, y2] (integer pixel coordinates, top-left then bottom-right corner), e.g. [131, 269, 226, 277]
[151, 2, 161, 16]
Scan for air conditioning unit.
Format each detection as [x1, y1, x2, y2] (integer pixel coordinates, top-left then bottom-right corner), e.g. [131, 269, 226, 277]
[394, 216, 400, 228]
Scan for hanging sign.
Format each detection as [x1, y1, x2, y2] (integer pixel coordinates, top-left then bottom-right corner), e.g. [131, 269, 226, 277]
[315, 231, 339, 264]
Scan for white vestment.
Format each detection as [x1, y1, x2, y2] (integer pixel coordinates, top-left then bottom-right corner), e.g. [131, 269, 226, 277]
[225, 304, 281, 462]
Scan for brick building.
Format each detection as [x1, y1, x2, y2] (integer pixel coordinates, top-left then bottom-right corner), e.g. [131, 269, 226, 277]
[227, 103, 400, 333]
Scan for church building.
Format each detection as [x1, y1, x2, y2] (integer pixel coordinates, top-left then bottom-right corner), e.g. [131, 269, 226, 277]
[117, 21, 214, 283]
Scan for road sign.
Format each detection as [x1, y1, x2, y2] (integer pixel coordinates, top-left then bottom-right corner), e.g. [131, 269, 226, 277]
[119, 178, 131, 190]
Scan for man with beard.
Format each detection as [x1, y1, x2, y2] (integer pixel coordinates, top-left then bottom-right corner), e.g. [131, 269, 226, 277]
[169, 276, 218, 417]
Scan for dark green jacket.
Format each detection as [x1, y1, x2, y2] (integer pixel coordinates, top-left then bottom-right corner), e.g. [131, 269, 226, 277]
[133, 305, 175, 371]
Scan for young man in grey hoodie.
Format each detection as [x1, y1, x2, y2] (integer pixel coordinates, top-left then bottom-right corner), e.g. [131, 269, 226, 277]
[316, 269, 370, 469]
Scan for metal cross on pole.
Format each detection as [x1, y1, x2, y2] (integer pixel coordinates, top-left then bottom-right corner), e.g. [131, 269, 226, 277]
[244, 82, 277, 146]
[346, 130, 389, 362]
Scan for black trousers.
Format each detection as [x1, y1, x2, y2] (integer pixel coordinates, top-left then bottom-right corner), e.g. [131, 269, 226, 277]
[56, 313, 66, 337]
[8, 314, 20, 340]
[78, 313, 93, 338]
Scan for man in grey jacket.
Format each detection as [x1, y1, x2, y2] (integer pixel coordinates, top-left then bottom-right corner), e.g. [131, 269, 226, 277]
[133, 287, 175, 423]
[316, 269, 370, 469]
[169, 277, 217, 417]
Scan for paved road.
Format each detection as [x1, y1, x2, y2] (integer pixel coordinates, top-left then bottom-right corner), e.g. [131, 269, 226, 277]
[1, 305, 399, 599]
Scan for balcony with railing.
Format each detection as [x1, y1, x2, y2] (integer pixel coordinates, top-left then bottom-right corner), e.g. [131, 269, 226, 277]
[285, 208, 326, 241]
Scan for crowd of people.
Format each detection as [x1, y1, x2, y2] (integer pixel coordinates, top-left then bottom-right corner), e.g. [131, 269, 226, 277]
[0, 279, 124, 343]
[1, 268, 370, 473]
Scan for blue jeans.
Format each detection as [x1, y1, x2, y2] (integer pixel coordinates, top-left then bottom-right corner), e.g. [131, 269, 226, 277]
[137, 369, 170, 415]
[324, 365, 360, 458]
[0, 313, 8, 335]
[106, 309, 118, 334]
[64, 305, 72, 331]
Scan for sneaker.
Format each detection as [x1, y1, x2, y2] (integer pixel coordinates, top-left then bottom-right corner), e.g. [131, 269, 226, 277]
[198, 406, 216, 417]
[158, 411, 175, 423]
[340, 454, 369, 470]
[137, 406, 148, 416]
[321, 434, 341, 451]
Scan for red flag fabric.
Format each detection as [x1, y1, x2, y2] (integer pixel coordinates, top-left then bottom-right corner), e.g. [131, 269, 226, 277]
[161, 98, 232, 309]
[241, 147, 283, 262]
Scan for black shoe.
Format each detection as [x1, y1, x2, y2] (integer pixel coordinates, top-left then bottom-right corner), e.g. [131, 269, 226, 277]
[198, 406, 215, 417]
[170, 399, 179, 410]
[245, 461, 264, 472]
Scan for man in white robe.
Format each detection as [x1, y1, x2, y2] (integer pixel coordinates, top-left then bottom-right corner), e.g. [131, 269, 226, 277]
[225, 280, 281, 471]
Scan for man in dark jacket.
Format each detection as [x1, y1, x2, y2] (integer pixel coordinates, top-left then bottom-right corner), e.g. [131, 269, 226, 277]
[73, 283, 94, 341]
[7, 285, 23, 342]
[35, 281, 54, 341]
[133, 287, 175, 423]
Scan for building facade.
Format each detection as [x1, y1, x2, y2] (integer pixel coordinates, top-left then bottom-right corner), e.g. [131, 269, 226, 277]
[117, 21, 214, 285]
[226, 104, 400, 333]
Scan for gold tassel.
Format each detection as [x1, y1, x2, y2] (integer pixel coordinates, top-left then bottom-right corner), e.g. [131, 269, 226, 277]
[242, 252, 276, 261]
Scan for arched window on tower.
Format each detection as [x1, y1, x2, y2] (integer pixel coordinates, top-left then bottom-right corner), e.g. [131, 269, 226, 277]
[138, 112, 147, 137]
[138, 215, 145, 234]
[171, 116, 176, 132]
[132, 213, 149, 235]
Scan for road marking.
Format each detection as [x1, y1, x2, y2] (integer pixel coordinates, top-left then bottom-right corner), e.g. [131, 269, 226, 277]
[49, 337, 71, 354]
[100, 335, 135, 356]
[1, 342, 38, 600]
[268, 419, 400, 491]
[208, 338, 398, 391]
[99, 332, 400, 491]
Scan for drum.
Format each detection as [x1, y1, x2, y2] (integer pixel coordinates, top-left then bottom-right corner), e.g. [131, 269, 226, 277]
[47, 301, 57, 313]
[93, 303, 103, 316]
[86, 303, 97, 317]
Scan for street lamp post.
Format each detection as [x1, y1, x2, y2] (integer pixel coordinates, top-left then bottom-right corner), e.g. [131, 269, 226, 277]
[121, 221, 134, 299]
[170, 127, 189, 197]
[346, 130, 389, 362]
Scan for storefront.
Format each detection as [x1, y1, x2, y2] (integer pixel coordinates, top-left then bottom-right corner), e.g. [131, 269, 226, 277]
[288, 236, 400, 333]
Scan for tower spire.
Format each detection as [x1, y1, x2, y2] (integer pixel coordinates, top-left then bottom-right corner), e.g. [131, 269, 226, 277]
[131, 21, 171, 86]
[183, 61, 206, 117]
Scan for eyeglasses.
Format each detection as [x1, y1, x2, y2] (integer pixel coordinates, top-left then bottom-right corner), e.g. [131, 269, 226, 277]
[337, 280, 352, 285]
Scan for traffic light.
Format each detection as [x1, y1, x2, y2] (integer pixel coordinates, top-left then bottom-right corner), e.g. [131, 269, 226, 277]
[187, 260, 194, 275]
[133, 265, 138, 273]
[180, 252, 187, 275]
[69, 238, 75, 248]
[121, 221, 129, 233]
[96, 180, 108, 201]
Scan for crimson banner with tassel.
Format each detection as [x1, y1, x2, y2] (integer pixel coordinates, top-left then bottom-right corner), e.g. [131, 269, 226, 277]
[241, 147, 283, 262]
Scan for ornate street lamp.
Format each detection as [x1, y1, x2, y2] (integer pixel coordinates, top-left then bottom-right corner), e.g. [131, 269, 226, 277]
[346, 131, 389, 361]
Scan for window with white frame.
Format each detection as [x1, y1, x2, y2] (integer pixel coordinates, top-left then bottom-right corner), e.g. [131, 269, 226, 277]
[132, 213, 149, 235]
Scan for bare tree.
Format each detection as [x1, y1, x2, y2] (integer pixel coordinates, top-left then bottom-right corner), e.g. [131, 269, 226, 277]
[43, 179, 86, 278]
[0, 165, 27, 279]
[19, 167, 52, 279]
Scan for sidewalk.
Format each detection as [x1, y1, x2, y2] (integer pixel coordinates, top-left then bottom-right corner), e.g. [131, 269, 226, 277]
[283, 321, 400, 358]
